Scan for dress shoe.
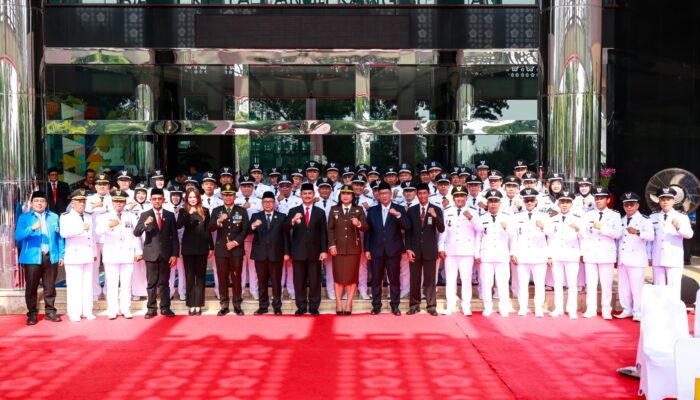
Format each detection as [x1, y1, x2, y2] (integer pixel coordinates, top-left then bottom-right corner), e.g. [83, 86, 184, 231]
[582, 310, 597, 318]
[274, 308, 282, 315]
[344, 311, 352, 316]
[217, 308, 230, 316]
[310, 310, 320, 316]
[360, 292, 370, 300]
[391, 308, 401, 316]
[233, 307, 244, 316]
[602, 312, 612, 320]
[549, 309, 563, 318]
[161, 309, 175, 318]
[370, 307, 381, 315]
[614, 310, 633, 319]
[26, 314, 38, 325]
[569, 312, 578, 320]
[195, 309, 202, 316]
[108, 314, 117, 320]
[336, 311, 343, 316]
[406, 308, 420, 315]
[45, 313, 62, 322]
[518, 310, 528, 317]
[144, 310, 157, 319]
[188, 308, 195, 316]
[632, 313, 641, 322]
[254, 308, 268, 315]
[482, 309, 493, 317]
[294, 309, 306, 316]
[85, 314, 97, 320]
[123, 311, 133, 319]
[534, 310, 544, 318]
[428, 310, 438, 316]
[463, 309, 472, 316]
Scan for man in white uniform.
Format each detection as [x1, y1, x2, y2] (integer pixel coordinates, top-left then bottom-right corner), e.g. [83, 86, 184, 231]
[86, 173, 112, 301]
[236, 175, 263, 300]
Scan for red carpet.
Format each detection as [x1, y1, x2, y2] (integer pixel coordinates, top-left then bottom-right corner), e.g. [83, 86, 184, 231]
[0, 313, 641, 400]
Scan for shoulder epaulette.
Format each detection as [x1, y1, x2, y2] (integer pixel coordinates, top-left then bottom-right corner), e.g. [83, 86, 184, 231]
[611, 209, 621, 214]
[641, 214, 650, 219]
[61, 211, 70, 215]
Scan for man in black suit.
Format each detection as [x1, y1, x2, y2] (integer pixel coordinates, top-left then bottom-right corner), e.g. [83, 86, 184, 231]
[364, 182, 411, 315]
[250, 191, 290, 315]
[405, 183, 445, 316]
[209, 183, 249, 316]
[46, 167, 71, 214]
[133, 188, 180, 318]
[284, 183, 328, 316]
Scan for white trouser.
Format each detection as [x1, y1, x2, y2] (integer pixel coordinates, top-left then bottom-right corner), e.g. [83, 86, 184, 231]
[585, 262, 614, 314]
[617, 264, 646, 315]
[92, 243, 104, 298]
[479, 261, 509, 313]
[510, 263, 520, 298]
[282, 259, 294, 295]
[652, 266, 684, 299]
[324, 256, 335, 298]
[577, 262, 586, 286]
[104, 262, 133, 316]
[358, 252, 369, 295]
[168, 253, 186, 299]
[399, 253, 410, 296]
[552, 261, 579, 314]
[242, 237, 258, 296]
[445, 256, 474, 312]
[212, 231, 220, 296]
[66, 262, 94, 320]
[517, 263, 546, 313]
[131, 259, 148, 297]
[544, 266, 554, 287]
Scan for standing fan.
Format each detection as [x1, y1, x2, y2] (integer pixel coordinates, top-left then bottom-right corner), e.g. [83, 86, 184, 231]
[645, 168, 700, 214]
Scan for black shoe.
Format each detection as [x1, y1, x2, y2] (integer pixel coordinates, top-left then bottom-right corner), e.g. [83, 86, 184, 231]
[26, 314, 38, 325]
[161, 309, 175, 318]
[370, 307, 381, 315]
[391, 307, 402, 316]
[428, 309, 438, 316]
[344, 311, 352, 316]
[45, 313, 62, 322]
[254, 308, 268, 315]
[188, 308, 195, 316]
[294, 309, 306, 316]
[336, 311, 343, 316]
[144, 310, 157, 319]
[217, 308, 230, 316]
[406, 308, 420, 315]
[233, 307, 244, 316]
[196, 309, 202, 316]
[310, 310, 320, 316]
[273, 308, 282, 315]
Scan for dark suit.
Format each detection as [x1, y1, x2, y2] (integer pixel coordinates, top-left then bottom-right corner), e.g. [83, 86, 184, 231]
[364, 202, 411, 309]
[177, 209, 214, 307]
[284, 204, 328, 312]
[134, 208, 180, 312]
[405, 203, 445, 311]
[46, 180, 70, 214]
[209, 204, 249, 309]
[250, 210, 290, 310]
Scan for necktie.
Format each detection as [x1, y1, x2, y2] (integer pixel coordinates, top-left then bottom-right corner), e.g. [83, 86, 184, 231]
[491, 215, 496, 223]
[627, 216, 631, 226]
[472, 198, 476, 205]
[226, 207, 232, 216]
[207, 198, 211, 206]
[245, 197, 249, 203]
[80, 213, 84, 222]
[599, 212, 603, 221]
[323, 199, 327, 208]
[305, 206, 310, 226]
[344, 207, 349, 216]
[510, 199, 512, 207]
[382, 207, 388, 225]
[421, 206, 426, 227]
[457, 208, 462, 216]
[562, 216, 566, 223]
[156, 211, 162, 230]
[117, 212, 122, 221]
[663, 214, 668, 221]
[528, 212, 532, 220]
[266, 213, 272, 228]
[52, 183, 57, 203]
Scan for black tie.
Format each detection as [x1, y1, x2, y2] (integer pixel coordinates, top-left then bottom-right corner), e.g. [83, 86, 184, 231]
[528, 212, 532, 220]
[207, 198, 211, 206]
[80, 214, 84, 222]
[323, 199, 327, 208]
[266, 213, 272, 228]
[562, 216, 566, 223]
[663, 214, 668, 221]
[472, 198, 476, 205]
[245, 197, 249, 203]
[627, 217, 632, 226]
[510, 199, 513, 207]
[599, 212, 603, 221]
[491, 215, 496, 223]
[457, 208, 461, 216]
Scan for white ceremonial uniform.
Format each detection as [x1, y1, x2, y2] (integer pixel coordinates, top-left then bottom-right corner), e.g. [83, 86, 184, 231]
[96, 209, 142, 318]
[581, 208, 623, 318]
[439, 206, 482, 314]
[164, 203, 186, 301]
[129, 201, 151, 298]
[398, 198, 420, 298]
[501, 196, 524, 216]
[235, 195, 263, 299]
[318, 196, 338, 299]
[573, 194, 595, 214]
[202, 193, 223, 298]
[617, 212, 654, 319]
[430, 193, 454, 211]
[511, 210, 550, 316]
[276, 195, 303, 215]
[86, 193, 112, 299]
[466, 194, 486, 216]
[478, 212, 515, 316]
[391, 185, 404, 205]
[545, 211, 584, 317]
[60, 210, 97, 321]
[650, 209, 694, 298]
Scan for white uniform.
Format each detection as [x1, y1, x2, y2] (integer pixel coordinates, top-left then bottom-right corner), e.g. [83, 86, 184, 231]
[164, 203, 186, 301]
[202, 193, 223, 298]
[574, 194, 595, 214]
[277, 195, 303, 215]
[96, 210, 142, 318]
[317, 197, 338, 299]
[390, 185, 404, 205]
[545, 211, 584, 317]
[511, 210, 550, 316]
[86, 193, 112, 299]
[650, 209, 694, 298]
[581, 208, 623, 318]
[60, 210, 97, 321]
[439, 206, 482, 314]
[617, 212, 654, 319]
[478, 212, 514, 316]
[129, 201, 151, 298]
[430, 193, 454, 210]
[501, 195, 524, 216]
[235, 195, 263, 299]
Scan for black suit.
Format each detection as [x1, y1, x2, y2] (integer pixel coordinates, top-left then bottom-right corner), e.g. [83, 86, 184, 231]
[46, 180, 70, 214]
[177, 209, 214, 307]
[134, 208, 180, 312]
[250, 210, 290, 310]
[284, 204, 328, 312]
[209, 204, 249, 309]
[405, 203, 445, 311]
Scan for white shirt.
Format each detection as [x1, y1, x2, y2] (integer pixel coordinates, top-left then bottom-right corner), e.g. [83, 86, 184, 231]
[382, 205, 391, 226]
[545, 211, 584, 262]
[511, 210, 550, 263]
[96, 209, 142, 263]
[277, 195, 302, 215]
[60, 209, 97, 264]
[202, 194, 223, 215]
[438, 205, 482, 257]
[617, 211, 654, 268]
[650, 208, 694, 267]
[581, 208, 623, 263]
[478, 212, 514, 263]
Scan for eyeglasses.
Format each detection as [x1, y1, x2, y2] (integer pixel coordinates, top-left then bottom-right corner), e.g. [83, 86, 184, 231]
[523, 198, 536, 203]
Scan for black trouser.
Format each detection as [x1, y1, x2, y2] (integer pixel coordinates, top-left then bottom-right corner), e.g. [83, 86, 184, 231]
[146, 258, 171, 312]
[255, 260, 283, 310]
[216, 256, 243, 309]
[183, 254, 207, 307]
[23, 254, 58, 316]
[370, 252, 401, 309]
[293, 260, 321, 312]
[409, 257, 437, 311]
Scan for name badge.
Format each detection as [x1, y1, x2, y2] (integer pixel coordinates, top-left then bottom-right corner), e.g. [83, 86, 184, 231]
[427, 216, 433, 225]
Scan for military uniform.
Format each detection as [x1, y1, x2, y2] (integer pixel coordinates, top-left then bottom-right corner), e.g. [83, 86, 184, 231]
[328, 201, 368, 285]
[86, 174, 112, 300]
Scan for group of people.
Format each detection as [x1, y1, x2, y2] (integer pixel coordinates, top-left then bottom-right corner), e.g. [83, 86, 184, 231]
[16, 159, 694, 325]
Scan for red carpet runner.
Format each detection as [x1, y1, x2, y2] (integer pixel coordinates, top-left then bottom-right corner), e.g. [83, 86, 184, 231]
[0, 313, 640, 399]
